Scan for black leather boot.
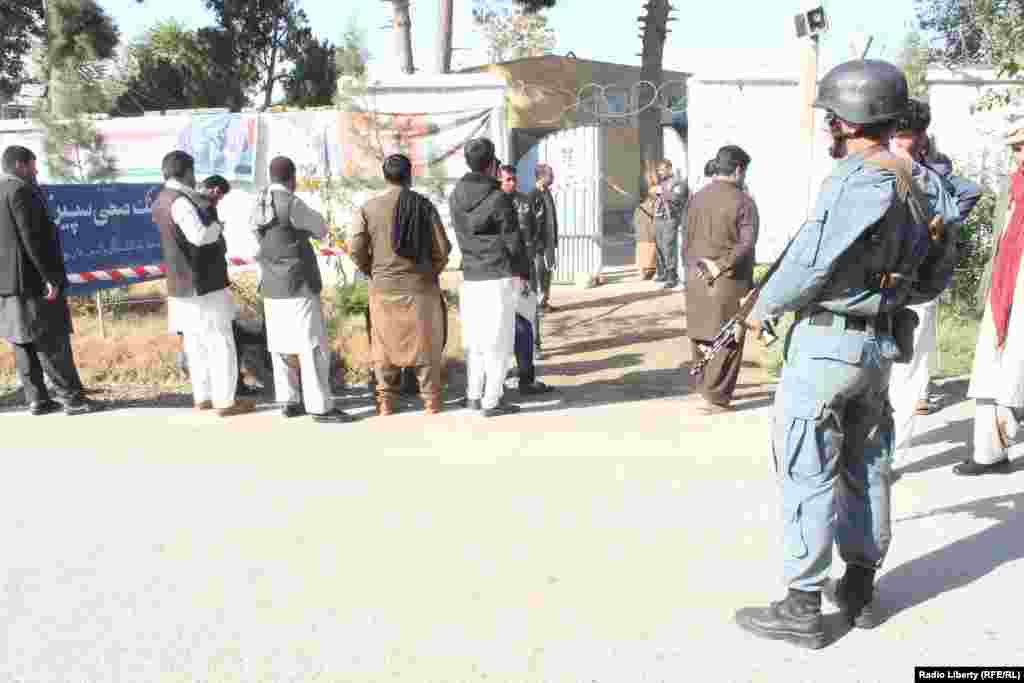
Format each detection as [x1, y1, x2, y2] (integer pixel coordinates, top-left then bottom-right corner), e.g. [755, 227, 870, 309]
[735, 589, 826, 649]
[824, 565, 878, 629]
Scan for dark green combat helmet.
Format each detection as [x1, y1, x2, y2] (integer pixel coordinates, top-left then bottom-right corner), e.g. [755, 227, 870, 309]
[892, 98, 931, 133]
[813, 59, 909, 125]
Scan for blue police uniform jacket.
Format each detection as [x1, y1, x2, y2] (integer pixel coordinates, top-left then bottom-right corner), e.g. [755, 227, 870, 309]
[749, 147, 956, 419]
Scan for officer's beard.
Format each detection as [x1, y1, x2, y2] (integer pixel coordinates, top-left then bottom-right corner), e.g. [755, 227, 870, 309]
[828, 129, 848, 159]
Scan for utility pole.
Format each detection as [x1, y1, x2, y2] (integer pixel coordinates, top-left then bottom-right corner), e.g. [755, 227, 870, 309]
[794, 6, 829, 216]
[798, 35, 820, 216]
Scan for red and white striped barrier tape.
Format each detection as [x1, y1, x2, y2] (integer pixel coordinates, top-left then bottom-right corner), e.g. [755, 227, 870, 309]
[67, 246, 350, 285]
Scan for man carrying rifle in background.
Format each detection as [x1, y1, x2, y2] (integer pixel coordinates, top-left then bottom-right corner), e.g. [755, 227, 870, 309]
[684, 145, 758, 415]
[732, 60, 958, 649]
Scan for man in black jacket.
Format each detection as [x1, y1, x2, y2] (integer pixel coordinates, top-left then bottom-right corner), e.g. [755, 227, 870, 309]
[498, 164, 552, 396]
[449, 138, 525, 417]
[0, 146, 96, 415]
[528, 163, 559, 311]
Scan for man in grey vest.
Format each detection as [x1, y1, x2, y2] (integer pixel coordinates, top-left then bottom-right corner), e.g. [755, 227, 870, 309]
[154, 151, 253, 417]
[250, 156, 355, 423]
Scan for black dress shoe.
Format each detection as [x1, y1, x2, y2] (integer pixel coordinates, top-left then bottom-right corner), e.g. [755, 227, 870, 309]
[311, 409, 356, 424]
[29, 399, 62, 416]
[953, 458, 1011, 476]
[735, 590, 826, 650]
[281, 402, 306, 418]
[63, 397, 100, 415]
[519, 381, 554, 395]
[482, 401, 521, 418]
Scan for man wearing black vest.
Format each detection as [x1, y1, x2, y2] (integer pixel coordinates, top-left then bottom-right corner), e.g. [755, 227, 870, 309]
[153, 151, 254, 417]
[0, 145, 97, 415]
[250, 156, 354, 423]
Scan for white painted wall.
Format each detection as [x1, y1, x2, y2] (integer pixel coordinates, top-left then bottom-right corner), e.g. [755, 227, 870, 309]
[687, 73, 810, 263]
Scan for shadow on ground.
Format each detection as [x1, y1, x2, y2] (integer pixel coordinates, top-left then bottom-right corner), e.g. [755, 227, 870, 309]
[880, 491, 1024, 625]
[544, 289, 677, 316]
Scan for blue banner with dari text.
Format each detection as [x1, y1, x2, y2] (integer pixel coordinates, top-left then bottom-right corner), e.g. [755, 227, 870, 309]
[45, 183, 165, 296]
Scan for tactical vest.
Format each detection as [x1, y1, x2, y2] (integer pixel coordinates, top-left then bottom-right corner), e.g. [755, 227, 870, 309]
[152, 187, 229, 298]
[814, 151, 932, 309]
[254, 189, 322, 299]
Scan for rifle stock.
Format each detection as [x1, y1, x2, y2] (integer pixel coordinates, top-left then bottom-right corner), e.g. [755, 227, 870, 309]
[688, 232, 798, 378]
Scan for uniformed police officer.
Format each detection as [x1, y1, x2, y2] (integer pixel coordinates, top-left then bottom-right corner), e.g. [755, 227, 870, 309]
[733, 60, 958, 649]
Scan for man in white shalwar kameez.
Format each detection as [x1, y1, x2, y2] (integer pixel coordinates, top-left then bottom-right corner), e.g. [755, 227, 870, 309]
[958, 128, 1024, 475]
[250, 156, 355, 423]
[449, 138, 526, 417]
[153, 151, 253, 417]
[887, 100, 981, 451]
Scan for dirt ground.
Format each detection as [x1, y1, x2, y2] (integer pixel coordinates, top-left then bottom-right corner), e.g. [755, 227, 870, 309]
[0, 270, 776, 411]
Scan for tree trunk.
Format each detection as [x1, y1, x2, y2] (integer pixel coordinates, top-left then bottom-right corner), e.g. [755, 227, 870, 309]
[45, 1, 73, 120]
[390, 0, 415, 74]
[437, 0, 454, 73]
[637, 0, 673, 183]
[263, 16, 281, 110]
[49, 64, 75, 119]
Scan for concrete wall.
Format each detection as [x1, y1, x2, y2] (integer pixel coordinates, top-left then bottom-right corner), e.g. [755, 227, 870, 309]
[687, 73, 822, 263]
[460, 57, 688, 133]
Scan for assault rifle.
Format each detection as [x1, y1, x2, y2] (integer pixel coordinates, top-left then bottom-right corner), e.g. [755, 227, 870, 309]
[689, 239, 796, 378]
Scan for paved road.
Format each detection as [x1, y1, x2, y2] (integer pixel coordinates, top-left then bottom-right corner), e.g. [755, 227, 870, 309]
[2, 279, 1022, 681]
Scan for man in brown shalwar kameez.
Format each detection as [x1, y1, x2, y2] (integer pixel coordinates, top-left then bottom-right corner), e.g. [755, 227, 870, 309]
[350, 154, 451, 415]
[685, 145, 759, 414]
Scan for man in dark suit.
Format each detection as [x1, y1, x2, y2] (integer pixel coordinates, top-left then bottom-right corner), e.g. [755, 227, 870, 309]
[0, 145, 96, 415]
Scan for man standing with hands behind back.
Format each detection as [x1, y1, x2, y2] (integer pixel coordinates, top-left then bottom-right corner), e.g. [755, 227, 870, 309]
[0, 145, 97, 415]
[685, 145, 758, 415]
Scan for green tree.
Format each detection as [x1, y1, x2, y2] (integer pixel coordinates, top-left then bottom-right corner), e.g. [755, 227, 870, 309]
[284, 36, 337, 108]
[0, 0, 44, 100]
[112, 20, 234, 115]
[204, 0, 312, 110]
[915, 0, 1024, 77]
[334, 18, 369, 110]
[45, 0, 120, 118]
[472, 1, 556, 63]
[36, 110, 118, 182]
[896, 31, 930, 99]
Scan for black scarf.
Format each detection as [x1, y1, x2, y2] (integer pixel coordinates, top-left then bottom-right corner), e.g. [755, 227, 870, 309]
[391, 188, 434, 264]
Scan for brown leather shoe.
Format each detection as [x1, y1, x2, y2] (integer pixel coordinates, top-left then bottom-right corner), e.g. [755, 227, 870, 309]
[216, 399, 256, 417]
[377, 398, 395, 416]
[424, 396, 442, 414]
[195, 400, 214, 411]
[913, 399, 932, 415]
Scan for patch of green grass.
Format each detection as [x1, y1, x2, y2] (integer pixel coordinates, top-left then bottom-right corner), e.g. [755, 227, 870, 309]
[934, 304, 979, 378]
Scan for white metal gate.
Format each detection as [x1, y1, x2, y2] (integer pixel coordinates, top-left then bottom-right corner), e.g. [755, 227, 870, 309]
[515, 125, 605, 283]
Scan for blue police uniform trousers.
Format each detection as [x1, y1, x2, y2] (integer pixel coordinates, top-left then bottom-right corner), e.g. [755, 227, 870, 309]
[774, 314, 895, 593]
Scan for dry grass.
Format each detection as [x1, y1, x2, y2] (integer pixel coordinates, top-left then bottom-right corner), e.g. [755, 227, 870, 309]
[0, 308, 186, 388]
[1, 285, 466, 391]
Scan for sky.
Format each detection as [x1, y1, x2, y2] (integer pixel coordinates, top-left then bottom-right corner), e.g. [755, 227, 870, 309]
[98, 0, 922, 79]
